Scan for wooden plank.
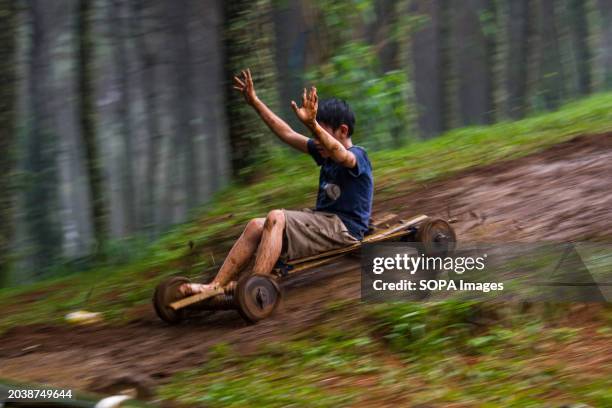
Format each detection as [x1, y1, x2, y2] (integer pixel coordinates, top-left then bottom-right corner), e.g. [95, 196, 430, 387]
[363, 214, 428, 243]
[169, 286, 225, 310]
[287, 243, 361, 266]
[365, 228, 419, 243]
[286, 254, 346, 275]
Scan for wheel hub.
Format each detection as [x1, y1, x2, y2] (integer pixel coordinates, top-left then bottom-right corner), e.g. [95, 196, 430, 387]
[236, 274, 281, 323]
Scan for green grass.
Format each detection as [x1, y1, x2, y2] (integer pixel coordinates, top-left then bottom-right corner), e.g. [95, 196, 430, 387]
[1, 93, 612, 331]
[158, 304, 612, 407]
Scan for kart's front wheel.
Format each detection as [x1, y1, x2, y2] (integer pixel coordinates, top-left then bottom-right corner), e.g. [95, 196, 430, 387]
[153, 276, 190, 324]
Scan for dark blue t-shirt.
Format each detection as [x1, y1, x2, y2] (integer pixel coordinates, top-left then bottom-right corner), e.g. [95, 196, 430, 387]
[307, 139, 373, 240]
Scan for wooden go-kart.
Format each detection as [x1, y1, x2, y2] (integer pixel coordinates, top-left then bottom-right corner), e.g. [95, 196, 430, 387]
[153, 214, 456, 325]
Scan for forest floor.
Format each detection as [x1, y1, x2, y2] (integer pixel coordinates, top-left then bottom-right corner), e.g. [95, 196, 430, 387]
[1, 95, 612, 406]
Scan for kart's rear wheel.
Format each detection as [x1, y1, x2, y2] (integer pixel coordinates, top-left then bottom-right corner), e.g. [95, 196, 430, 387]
[236, 274, 281, 323]
[153, 276, 190, 324]
[416, 218, 457, 257]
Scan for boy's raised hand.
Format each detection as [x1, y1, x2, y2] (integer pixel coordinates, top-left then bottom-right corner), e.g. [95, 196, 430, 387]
[233, 68, 257, 105]
[291, 87, 318, 129]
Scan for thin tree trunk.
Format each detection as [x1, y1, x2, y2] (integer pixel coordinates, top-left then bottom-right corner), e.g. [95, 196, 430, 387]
[598, 0, 612, 89]
[168, 0, 197, 211]
[25, 0, 62, 273]
[536, 0, 564, 109]
[225, 0, 252, 177]
[225, 0, 277, 180]
[567, 0, 592, 96]
[368, 0, 400, 73]
[505, 0, 531, 119]
[272, 0, 308, 128]
[76, 0, 107, 252]
[132, 0, 162, 238]
[224, 0, 260, 179]
[451, 0, 496, 125]
[194, 0, 225, 193]
[0, 0, 18, 286]
[108, 0, 136, 233]
[411, 0, 448, 138]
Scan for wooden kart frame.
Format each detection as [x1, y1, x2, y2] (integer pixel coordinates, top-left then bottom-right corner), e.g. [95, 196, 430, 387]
[153, 214, 456, 324]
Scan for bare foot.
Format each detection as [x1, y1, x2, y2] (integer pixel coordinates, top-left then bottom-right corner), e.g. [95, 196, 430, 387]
[178, 282, 219, 297]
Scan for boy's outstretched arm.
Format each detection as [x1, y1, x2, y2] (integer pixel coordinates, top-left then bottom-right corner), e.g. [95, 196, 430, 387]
[233, 69, 309, 153]
[291, 87, 356, 168]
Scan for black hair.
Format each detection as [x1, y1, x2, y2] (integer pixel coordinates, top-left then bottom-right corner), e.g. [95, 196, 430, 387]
[316, 98, 356, 137]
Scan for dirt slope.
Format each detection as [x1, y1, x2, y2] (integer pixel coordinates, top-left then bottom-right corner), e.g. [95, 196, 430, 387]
[0, 134, 610, 394]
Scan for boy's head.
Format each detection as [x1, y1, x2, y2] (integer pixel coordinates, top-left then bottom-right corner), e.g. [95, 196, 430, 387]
[316, 98, 355, 142]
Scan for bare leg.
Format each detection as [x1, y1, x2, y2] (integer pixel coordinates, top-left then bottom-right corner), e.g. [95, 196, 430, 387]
[180, 218, 264, 295]
[213, 218, 265, 286]
[252, 210, 286, 275]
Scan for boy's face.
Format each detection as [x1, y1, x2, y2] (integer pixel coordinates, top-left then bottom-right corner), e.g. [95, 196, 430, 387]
[316, 123, 349, 158]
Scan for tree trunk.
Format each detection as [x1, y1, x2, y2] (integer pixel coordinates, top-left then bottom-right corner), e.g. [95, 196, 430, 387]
[107, 0, 136, 233]
[25, 0, 62, 276]
[536, 0, 564, 110]
[505, 0, 531, 119]
[0, 0, 18, 286]
[25, 0, 62, 273]
[567, 0, 592, 96]
[272, 0, 308, 128]
[410, 0, 448, 138]
[192, 0, 226, 194]
[368, 0, 400, 73]
[132, 0, 162, 238]
[76, 0, 107, 252]
[451, 0, 496, 126]
[225, 0, 256, 178]
[598, 0, 612, 89]
[167, 0, 197, 211]
[224, 0, 277, 180]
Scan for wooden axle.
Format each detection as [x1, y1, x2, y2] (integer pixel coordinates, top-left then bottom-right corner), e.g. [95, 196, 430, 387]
[169, 285, 225, 310]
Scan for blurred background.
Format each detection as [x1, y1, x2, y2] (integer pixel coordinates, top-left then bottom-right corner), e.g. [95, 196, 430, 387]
[0, 0, 610, 285]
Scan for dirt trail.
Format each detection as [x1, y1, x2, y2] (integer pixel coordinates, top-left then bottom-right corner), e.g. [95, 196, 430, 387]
[385, 133, 612, 242]
[1, 134, 611, 395]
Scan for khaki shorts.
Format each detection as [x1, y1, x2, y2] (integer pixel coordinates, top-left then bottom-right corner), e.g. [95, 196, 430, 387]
[281, 209, 359, 261]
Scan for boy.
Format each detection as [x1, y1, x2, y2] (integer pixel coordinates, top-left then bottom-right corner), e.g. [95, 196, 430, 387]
[181, 69, 373, 295]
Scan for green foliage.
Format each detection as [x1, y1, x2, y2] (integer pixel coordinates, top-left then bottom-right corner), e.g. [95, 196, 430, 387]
[158, 340, 365, 407]
[157, 309, 612, 407]
[369, 301, 482, 354]
[307, 41, 413, 149]
[313, 0, 375, 47]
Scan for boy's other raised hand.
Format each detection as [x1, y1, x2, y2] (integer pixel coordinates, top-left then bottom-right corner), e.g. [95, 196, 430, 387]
[291, 87, 318, 129]
[233, 68, 257, 105]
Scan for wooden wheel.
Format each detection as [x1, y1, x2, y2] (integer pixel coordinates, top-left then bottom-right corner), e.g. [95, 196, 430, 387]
[416, 218, 457, 257]
[153, 276, 190, 324]
[236, 274, 281, 323]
